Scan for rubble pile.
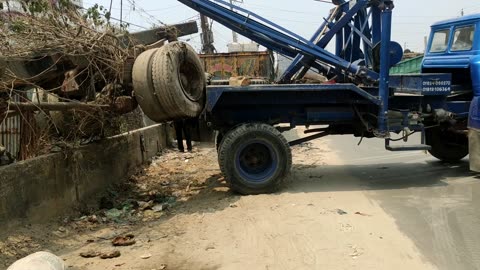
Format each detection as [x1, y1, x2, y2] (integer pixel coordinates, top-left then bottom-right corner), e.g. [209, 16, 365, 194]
[0, 1, 131, 94]
[0, 0, 143, 158]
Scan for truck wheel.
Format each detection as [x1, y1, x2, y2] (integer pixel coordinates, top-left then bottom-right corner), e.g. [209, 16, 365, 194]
[217, 131, 226, 175]
[218, 123, 292, 195]
[132, 48, 169, 122]
[426, 127, 468, 162]
[217, 129, 232, 175]
[152, 42, 206, 119]
[216, 131, 225, 151]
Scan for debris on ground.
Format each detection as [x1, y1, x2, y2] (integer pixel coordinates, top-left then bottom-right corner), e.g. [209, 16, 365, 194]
[355, 212, 372, 217]
[99, 250, 121, 259]
[153, 204, 167, 212]
[205, 243, 216, 251]
[104, 208, 126, 222]
[88, 215, 99, 223]
[94, 228, 121, 241]
[140, 253, 152, 259]
[348, 245, 364, 259]
[80, 148, 222, 225]
[0, 146, 223, 266]
[138, 200, 155, 211]
[80, 251, 101, 258]
[337, 209, 348, 215]
[112, 234, 136, 246]
[0, 236, 41, 260]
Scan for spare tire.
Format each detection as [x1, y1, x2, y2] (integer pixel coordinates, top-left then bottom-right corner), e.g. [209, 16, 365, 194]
[152, 41, 206, 119]
[132, 42, 206, 122]
[132, 48, 170, 122]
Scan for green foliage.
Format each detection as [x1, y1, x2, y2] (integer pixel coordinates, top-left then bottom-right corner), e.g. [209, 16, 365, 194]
[83, 3, 129, 31]
[9, 20, 27, 32]
[58, 0, 74, 8]
[20, 0, 75, 15]
[27, 0, 50, 14]
[83, 4, 106, 26]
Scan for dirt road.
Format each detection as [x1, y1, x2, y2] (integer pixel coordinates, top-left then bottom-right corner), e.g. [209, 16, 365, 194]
[5, 129, 480, 269]
[45, 131, 434, 270]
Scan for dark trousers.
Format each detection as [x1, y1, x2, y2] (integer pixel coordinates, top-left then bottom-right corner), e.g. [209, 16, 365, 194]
[174, 120, 192, 152]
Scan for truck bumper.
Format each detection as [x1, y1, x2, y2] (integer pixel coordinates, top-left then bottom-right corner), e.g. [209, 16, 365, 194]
[469, 128, 480, 172]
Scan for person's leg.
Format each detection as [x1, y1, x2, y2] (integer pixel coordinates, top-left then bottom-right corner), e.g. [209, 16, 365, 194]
[174, 121, 185, 152]
[184, 121, 193, 152]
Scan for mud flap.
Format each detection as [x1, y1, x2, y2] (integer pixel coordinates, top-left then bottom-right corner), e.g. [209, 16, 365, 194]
[469, 128, 480, 172]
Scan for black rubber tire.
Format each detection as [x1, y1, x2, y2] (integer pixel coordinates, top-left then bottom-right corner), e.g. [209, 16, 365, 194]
[215, 131, 225, 151]
[152, 42, 206, 119]
[426, 127, 469, 162]
[217, 129, 231, 176]
[218, 123, 292, 195]
[132, 48, 170, 122]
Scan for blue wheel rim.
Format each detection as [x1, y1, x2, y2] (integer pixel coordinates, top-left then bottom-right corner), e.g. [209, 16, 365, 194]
[235, 139, 278, 184]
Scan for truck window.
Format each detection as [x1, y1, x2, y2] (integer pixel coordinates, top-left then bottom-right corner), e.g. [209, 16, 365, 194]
[429, 29, 450, 53]
[451, 25, 475, 51]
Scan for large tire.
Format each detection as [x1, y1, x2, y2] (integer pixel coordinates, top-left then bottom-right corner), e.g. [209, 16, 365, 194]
[132, 48, 169, 122]
[152, 42, 206, 119]
[217, 129, 230, 176]
[426, 127, 468, 162]
[216, 131, 225, 151]
[218, 123, 292, 195]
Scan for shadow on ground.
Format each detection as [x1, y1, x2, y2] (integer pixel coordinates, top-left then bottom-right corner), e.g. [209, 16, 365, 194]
[286, 159, 475, 193]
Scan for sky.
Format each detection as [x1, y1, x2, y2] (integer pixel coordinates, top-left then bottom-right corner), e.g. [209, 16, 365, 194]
[82, 0, 480, 53]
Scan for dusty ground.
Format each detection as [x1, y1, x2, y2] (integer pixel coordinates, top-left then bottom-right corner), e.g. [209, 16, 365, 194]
[0, 130, 439, 270]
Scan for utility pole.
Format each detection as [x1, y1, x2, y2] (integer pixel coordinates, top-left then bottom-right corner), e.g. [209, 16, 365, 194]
[120, 0, 123, 25]
[230, 0, 239, 43]
[461, 9, 464, 17]
[200, 14, 216, 54]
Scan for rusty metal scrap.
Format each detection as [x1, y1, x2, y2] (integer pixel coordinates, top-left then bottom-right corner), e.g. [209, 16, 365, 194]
[200, 51, 274, 82]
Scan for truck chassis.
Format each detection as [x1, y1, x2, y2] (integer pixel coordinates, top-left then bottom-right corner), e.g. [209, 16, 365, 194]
[177, 0, 471, 194]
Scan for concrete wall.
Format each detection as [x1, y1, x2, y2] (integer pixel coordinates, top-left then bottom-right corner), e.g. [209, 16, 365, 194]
[0, 124, 167, 226]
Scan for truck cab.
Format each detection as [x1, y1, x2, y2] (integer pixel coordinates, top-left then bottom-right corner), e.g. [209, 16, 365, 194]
[423, 14, 480, 170]
[423, 14, 479, 95]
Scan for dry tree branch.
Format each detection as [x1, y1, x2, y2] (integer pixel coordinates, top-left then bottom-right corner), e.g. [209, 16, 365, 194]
[0, 1, 137, 158]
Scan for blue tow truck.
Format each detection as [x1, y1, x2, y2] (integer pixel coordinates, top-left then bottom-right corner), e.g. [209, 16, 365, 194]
[171, 0, 478, 194]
